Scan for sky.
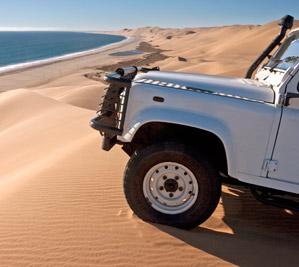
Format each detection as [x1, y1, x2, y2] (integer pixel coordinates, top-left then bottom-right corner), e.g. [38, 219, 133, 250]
[0, 0, 298, 31]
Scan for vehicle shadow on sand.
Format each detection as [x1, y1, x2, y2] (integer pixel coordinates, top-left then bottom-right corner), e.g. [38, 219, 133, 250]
[155, 185, 299, 267]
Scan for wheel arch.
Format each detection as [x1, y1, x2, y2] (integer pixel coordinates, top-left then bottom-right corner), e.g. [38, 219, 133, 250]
[122, 121, 230, 176]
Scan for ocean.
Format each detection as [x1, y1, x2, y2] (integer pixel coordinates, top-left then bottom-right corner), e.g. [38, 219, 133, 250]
[0, 31, 126, 71]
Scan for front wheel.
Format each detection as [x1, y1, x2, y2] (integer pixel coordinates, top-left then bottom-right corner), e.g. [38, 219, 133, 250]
[123, 143, 221, 229]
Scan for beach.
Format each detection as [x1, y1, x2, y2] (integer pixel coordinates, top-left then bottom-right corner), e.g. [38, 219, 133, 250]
[0, 20, 298, 266]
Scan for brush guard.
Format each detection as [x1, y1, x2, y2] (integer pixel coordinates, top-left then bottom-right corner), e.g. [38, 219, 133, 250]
[90, 66, 159, 151]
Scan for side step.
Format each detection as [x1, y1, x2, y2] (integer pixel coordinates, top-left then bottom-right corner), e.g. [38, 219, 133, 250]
[251, 186, 299, 211]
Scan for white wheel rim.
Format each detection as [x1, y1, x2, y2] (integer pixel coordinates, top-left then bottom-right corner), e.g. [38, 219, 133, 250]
[143, 162, 199, 215]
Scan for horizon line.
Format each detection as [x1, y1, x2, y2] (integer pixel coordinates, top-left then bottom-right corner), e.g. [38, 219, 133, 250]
[0, 21, 271, 32]
[0, 27, 106, 32]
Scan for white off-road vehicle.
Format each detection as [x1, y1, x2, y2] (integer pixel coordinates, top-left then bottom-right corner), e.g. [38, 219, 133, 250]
[91, 15, 299, 229]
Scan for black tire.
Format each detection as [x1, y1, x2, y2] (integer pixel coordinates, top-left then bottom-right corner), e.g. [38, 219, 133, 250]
[123, 143, 221, 229]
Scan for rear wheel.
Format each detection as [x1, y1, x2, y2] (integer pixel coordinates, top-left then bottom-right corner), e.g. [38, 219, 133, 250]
[123, 143, 221, 229]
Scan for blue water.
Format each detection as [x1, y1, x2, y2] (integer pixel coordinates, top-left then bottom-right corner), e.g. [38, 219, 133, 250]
[0, 32, 125, 68]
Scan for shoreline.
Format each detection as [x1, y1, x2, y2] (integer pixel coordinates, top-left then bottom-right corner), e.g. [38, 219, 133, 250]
[0, 34, 141, 91]
[0, 35, 130, 75]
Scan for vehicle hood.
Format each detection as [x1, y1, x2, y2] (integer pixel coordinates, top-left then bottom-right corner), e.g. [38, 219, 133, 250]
[134, 71, 274, 103]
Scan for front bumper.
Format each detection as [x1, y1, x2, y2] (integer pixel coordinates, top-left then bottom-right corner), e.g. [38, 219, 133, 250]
[90, 117, 121, 151]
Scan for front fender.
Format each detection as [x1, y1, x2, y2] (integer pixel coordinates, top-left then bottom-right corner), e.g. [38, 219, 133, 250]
[119, 106, 235, 176]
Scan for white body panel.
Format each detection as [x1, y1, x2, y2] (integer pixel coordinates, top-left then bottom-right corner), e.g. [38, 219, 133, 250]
[269, 68, 299, 186]
[136, 72, 274, 103]
[121, 80, 276, 178]
[117, 30, 299, 194]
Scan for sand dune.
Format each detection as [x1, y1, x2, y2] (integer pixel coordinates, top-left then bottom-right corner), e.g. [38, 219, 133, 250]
[1, 20, 299, 266]
[1, 90, 298, 266]
[122, 21, 299, 76]
[32, 71, 107, 110]
[0, 90, 94, 180]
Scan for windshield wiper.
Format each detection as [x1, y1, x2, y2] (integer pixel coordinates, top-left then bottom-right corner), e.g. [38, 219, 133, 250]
[269, 59, 283, 71]
[283, 56, 299, 62]
[268, 56, 299, 72]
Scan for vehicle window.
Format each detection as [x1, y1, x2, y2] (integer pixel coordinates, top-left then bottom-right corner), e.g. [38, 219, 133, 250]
[281, 39, 299, 59]
[271, 37, 299, 70]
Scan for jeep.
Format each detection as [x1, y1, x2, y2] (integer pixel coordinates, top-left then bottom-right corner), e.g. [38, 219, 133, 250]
[90, 15, 299, 229]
